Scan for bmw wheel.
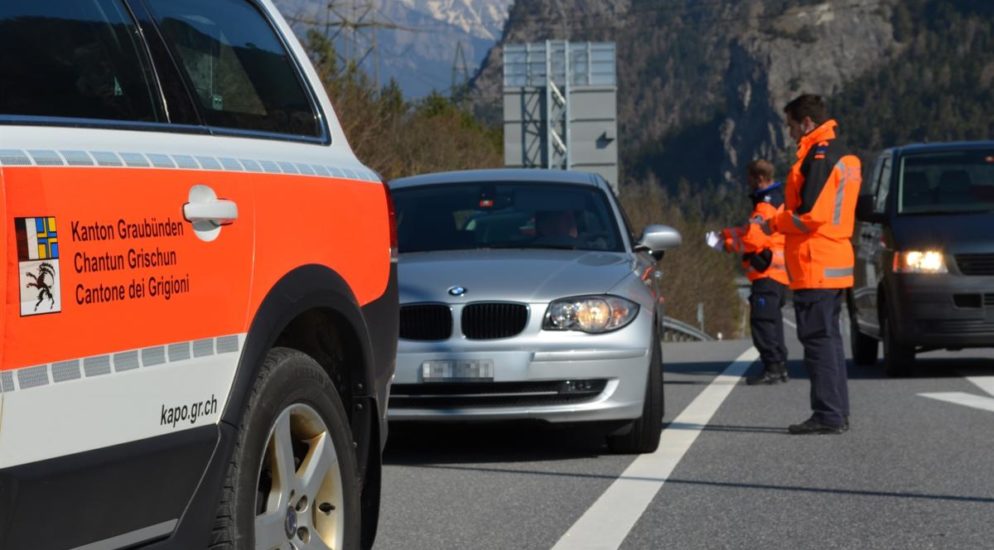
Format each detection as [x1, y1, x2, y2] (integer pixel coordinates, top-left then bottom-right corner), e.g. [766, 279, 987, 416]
[607, 328, 663, 454]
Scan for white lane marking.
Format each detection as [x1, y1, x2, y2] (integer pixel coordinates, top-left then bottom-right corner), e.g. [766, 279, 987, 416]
[919, 392, 994, 414]
[965, 376, 994, 398]
[551, 347, 760, 550]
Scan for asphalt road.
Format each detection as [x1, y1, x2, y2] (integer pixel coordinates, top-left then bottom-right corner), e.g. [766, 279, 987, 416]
[374, 313, 994, 550]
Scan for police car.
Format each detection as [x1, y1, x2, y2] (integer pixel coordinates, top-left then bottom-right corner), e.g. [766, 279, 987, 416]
[0, 1, 397, 548]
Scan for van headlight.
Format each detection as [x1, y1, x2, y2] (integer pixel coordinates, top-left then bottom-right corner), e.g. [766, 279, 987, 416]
[893, 250, 947, 273]
[543, 296, 639, 333]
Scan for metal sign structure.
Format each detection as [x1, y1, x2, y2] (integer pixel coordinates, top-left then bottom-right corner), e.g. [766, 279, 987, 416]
[503, 41, 619, 192]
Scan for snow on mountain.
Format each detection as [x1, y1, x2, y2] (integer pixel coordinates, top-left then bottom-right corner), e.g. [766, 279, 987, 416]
[275, 0, 512, 98]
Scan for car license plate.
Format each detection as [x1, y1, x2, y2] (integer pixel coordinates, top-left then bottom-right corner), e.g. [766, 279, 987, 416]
[421, 359, 494, 382]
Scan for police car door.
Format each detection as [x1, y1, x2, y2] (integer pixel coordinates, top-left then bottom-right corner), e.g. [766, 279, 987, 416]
[0, 0, 258, 546]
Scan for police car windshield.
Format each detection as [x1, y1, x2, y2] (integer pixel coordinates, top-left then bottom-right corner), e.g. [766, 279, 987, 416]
[392, 182, 624, 253]
[898, 151, 994, 215]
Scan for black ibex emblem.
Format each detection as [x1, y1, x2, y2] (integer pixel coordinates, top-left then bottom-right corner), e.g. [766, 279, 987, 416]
[26, 262, 56, 311]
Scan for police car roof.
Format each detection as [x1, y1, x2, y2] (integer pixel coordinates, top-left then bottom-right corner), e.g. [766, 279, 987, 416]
[388, 168, 604, 190]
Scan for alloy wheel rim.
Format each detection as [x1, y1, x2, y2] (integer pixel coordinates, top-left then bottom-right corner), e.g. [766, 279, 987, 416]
[254, 403, 344, 550]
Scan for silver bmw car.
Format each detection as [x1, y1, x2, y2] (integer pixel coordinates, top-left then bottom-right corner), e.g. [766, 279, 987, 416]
[387, 169, 681, 453]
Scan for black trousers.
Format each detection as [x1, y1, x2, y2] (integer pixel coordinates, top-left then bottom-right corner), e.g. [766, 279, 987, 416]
[793, 289, 849, 427]
[749, 277, 787, 366]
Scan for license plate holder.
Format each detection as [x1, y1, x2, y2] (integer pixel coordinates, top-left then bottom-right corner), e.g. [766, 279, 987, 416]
[421, 359, 494, 382]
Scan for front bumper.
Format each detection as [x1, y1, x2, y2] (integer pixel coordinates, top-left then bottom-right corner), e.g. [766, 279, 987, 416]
[890, 273, 994, 348]
[388, 314, 652, 423]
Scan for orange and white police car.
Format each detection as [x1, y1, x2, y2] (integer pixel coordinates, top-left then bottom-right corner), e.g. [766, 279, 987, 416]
[0, 1, 397, 549]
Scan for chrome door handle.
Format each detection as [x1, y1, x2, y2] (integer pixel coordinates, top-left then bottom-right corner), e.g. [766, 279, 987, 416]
[184, 184, 238, 226]
[184, 200, 238, 226]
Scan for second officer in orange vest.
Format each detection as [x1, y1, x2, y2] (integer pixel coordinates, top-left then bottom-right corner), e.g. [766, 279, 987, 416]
[756, 94, 862, 435]
[712, 160, 790, 384]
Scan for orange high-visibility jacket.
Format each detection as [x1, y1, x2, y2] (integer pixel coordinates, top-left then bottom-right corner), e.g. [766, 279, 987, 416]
[768, 119, 862, 289]
[722, 183, 789, 285]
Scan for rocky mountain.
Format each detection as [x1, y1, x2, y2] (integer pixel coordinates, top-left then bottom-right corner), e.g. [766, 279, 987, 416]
[469, 0, 914, 189]
[276, 0, 511, 98]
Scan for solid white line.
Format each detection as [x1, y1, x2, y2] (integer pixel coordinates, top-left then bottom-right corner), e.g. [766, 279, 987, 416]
[965, 376, 994, 398]
[919, 392, 994, 414]
[550, 347, 760, 550]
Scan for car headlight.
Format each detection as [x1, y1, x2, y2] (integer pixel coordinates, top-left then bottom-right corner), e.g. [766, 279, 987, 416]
[893, 250, 947, 273]
[543, 295, 639, 333]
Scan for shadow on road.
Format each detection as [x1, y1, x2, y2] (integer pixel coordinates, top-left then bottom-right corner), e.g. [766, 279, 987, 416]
[664, 361, 736, 378]
[390, 463, 994, 506]
[384, 422, 610, 466]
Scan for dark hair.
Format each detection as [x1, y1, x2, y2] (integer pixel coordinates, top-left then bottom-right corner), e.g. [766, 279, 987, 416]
[746, 159, 774, 180]
[783, 94, 827, 124]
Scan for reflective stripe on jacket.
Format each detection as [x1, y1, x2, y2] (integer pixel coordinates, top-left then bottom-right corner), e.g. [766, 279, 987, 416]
[769, 119, 861, 290]
[722, 183, 789, 285]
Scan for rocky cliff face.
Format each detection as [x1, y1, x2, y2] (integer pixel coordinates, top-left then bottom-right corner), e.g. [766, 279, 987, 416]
[471, 0, 902, 187]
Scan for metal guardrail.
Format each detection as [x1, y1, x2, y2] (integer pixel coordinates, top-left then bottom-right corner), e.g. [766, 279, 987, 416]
[662, 317, 715, 342]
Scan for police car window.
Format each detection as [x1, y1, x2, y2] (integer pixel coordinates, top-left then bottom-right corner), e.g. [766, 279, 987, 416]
[0, 0, 161, 123]
[146, 0, 320, 138]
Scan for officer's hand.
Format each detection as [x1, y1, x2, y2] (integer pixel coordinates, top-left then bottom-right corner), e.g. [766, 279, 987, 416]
[705, 230, 723, 250]
[750, 216, 772, 236]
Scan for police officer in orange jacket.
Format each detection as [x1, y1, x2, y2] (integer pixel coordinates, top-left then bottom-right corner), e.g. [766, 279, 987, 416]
[756, 94, 861, 435]
[712, 160, 790, 384]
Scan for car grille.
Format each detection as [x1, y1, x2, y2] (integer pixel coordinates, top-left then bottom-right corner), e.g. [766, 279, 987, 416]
[399, 304, 452, 341]
[956, 254, 994, 276]
[461, 303, 528, 339]
[918, 319, 994, 335]
[389, 380, 608, 409]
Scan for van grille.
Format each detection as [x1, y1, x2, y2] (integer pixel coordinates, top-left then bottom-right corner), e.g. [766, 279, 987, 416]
[956, 254, 994, 276]
[399, 304, 452, 341]
[461, 303, 528, 339]
[919, 319, 994, 335]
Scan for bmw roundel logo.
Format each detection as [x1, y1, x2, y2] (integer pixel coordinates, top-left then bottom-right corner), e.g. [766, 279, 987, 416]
[448, 286, 466, 296]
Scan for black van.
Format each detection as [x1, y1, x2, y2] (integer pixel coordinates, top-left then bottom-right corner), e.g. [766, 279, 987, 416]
[850, 141, 994, 376]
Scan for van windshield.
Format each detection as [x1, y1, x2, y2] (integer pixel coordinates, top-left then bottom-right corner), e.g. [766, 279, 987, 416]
[898, 151, 994, 214]
[391, 182, 624, 253]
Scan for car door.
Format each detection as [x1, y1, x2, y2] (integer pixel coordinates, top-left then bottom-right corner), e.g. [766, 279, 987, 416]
[855, 152, 893, 335]
[0, 0, 255, 546]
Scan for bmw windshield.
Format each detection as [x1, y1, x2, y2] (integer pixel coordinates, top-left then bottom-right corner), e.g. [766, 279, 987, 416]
[392, 182, 625, 253]
[898, 150, 994, 214]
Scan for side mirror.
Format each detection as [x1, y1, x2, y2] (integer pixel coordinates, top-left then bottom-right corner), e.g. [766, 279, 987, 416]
[636, 224, 682, 260]
[855, 194, 886, 224]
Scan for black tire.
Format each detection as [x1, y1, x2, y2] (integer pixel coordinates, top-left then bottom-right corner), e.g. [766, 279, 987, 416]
[211, 347, 361, 550]
[850, 310, 879, 366]
[882, 311, 914, 377]
[608, 330, 664, 454]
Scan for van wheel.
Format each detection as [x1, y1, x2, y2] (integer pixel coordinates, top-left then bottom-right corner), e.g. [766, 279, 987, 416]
[882, 312, 914, 378]
[608, 330, 663, 454]
[211, 348, 360, 550]
[850, 310, 878, 366]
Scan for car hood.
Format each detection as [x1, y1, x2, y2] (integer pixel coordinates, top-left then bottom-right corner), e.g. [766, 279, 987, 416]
[890, 212, 994, 253]
[398, 249, 635, 303]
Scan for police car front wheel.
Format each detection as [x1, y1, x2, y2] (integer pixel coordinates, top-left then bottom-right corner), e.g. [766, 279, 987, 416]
[212, 347, 361, 550]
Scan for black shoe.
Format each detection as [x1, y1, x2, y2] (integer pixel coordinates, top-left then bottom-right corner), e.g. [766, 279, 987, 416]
[746, 363, 789, 385]
[788, 418, 844, 435]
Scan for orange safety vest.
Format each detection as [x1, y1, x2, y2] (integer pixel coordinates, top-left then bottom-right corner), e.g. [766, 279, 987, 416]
[768, 119, 862, 289]
[722, 183, 789, 285]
